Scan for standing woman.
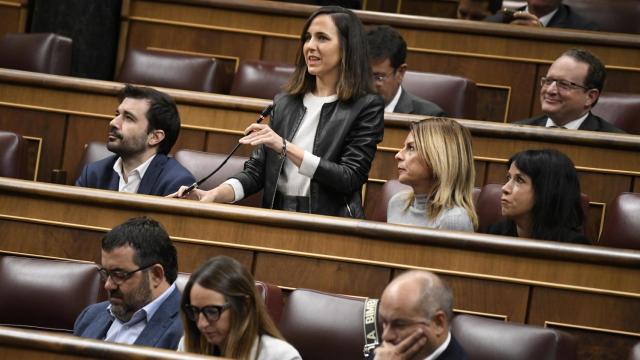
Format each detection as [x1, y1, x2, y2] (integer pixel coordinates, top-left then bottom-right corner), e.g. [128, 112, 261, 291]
[179, 256, 301, 359]
[487, 149, 589, 244]
[388, 118, 477, 231]
[175, 6, 384, 217]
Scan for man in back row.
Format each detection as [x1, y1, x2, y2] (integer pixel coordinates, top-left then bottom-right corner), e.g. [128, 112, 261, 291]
[76, 85, 195, 196]
[516, 48, 623, 133]
[366, 25, 446, 117]
[74, 216, 182, 349]
[486, 0, 597, 31]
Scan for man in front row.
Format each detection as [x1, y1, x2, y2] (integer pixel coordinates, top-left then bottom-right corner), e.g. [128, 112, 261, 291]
[516, 48, 624, 133]
[74, 216, 182, 350]
[76, 85, 195, 195]
[372, 270, 467, 360]
[366, 25, 446, 117]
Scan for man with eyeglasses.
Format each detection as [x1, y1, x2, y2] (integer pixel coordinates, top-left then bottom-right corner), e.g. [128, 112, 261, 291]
[73, 216, 183, 350]
[366, 25, 446, 116]
[370, 270, 466, 360]
[516, 48, 624, 133]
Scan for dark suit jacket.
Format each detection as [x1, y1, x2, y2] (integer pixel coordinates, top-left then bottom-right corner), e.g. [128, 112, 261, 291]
[367, 334, 467, 360]
[394, 87, 447, 117]
[75, 153, 195, 196]
[73, 286, 183, 350]
[515, 113, 625, 133]
[486, 5, 598, 31]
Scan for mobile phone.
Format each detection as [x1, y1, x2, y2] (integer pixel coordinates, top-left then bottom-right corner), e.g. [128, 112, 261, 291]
[501, 8, 516, 23]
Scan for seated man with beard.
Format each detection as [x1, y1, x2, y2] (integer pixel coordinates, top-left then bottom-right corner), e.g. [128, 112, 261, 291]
[75, 84, 194, 196]
[73, 216, 182, 350]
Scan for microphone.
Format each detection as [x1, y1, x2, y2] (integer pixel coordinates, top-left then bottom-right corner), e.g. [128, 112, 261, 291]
[181, 104, 273, 195]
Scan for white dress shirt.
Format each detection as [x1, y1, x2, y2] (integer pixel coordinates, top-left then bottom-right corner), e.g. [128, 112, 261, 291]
[386, 86, 403, 113]
[545, 112, 589, 130]
[112, 154, 156, 193]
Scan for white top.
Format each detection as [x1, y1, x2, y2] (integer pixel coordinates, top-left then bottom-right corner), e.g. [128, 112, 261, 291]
[178, 334, 301, 360]
[524, 5, 559, 27]
[544, 112, 589, 130]
[277, 92, 337, 196]
[385, 86, 403, 113]
[387, 191, 474, 232]
[225, 92, 338, 201]
[113, 154, 156, 193]
[104, 283, 176, 345]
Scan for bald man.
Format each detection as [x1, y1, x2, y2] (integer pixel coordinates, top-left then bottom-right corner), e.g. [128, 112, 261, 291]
[372, 270, 467, 360]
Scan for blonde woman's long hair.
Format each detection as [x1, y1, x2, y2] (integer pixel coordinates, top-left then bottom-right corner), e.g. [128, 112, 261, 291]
[408, 117, 478, 229]
[181, 256, 284, 360]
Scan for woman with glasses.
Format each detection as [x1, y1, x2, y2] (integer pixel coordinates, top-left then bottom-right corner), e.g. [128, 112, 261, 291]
[389, 118, 477, 231]
[173, 6, 384, 218]
[487, 149, 589, 244]
[178, 256, 300, 359]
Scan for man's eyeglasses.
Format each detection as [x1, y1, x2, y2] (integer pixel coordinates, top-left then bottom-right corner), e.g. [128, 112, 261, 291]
[540, 77, 590, 92]
[372, 70, 396, 83]
[183, 303, 231, 322]
[97, 263, 156, 285]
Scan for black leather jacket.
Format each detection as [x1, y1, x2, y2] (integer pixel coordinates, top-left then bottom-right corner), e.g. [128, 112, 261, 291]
[232, 92, 384, 218]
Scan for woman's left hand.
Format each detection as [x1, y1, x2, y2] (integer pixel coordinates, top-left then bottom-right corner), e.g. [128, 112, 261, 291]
[239, 123, 282, 151]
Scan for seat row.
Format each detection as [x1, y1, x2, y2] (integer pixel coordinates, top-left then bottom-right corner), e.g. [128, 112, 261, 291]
[2, 32, 640, 134]
[2, 134, 639, 251]
[0, 251, 591, 360]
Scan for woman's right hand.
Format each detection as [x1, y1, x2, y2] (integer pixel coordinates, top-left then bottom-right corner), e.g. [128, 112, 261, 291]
[168, 186, 218, 203]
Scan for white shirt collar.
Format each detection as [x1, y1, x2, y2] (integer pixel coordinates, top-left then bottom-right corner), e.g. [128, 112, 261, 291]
[524, 5, 559, 27]
[424, 331, 451, 360]
[386, 86, 403, 113]
[113, 154, 156, 181]
[545, 112, 589, 130]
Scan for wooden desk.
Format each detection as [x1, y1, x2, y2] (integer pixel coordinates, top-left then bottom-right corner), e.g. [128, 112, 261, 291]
[0, 326, 216, 359]
[0, 177, 639, 358]
[119, 0, 640, 122]
[1, 68, 639, 240]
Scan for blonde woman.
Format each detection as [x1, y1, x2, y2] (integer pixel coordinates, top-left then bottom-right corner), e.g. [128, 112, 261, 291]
[388, 118, 477, 231]
[179, 256, 300, 359]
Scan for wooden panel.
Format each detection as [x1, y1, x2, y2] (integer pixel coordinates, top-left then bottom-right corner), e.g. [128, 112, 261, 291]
[405, 52, 537, 122]
[634, 177, 640, 193]
[585, 204, 604, 245]
[254, 253, 391, 297]
[0, 219, 103, 264]
[0, 1, 25, 38]
[578, 171, 632, 205]
[63, 115, 110, 185]
[127, 22, 264, 64]
[441, 274, 530, 323]
[261, 37, 298, 64]
[205, 131, 253, 158]
[476, 86, 509, 122]
[473, 160, 487, 188]
[400, 0, 458, 18]
[0, 105, 66, 182]
[528, 287, 640, 359]
[174, 241, 254, 273]
[369, 149, 397, 181]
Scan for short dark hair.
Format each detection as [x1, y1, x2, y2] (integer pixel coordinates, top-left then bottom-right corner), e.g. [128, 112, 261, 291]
[508, 149, 584, 242]
[102, 216, 178, 284]
[366, 25, 407, 69]
[562, 48, 606, 104]
[285, 6, 374, 101]
[118, 84, 181, 155]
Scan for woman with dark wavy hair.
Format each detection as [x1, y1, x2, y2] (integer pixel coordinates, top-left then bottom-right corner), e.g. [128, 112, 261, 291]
[174, 6, 384, 218]
[178, 256, 300, 359]
[487, 149, 589, 244]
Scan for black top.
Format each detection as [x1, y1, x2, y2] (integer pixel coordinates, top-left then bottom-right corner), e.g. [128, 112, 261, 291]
[487, 220, 590, 245]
